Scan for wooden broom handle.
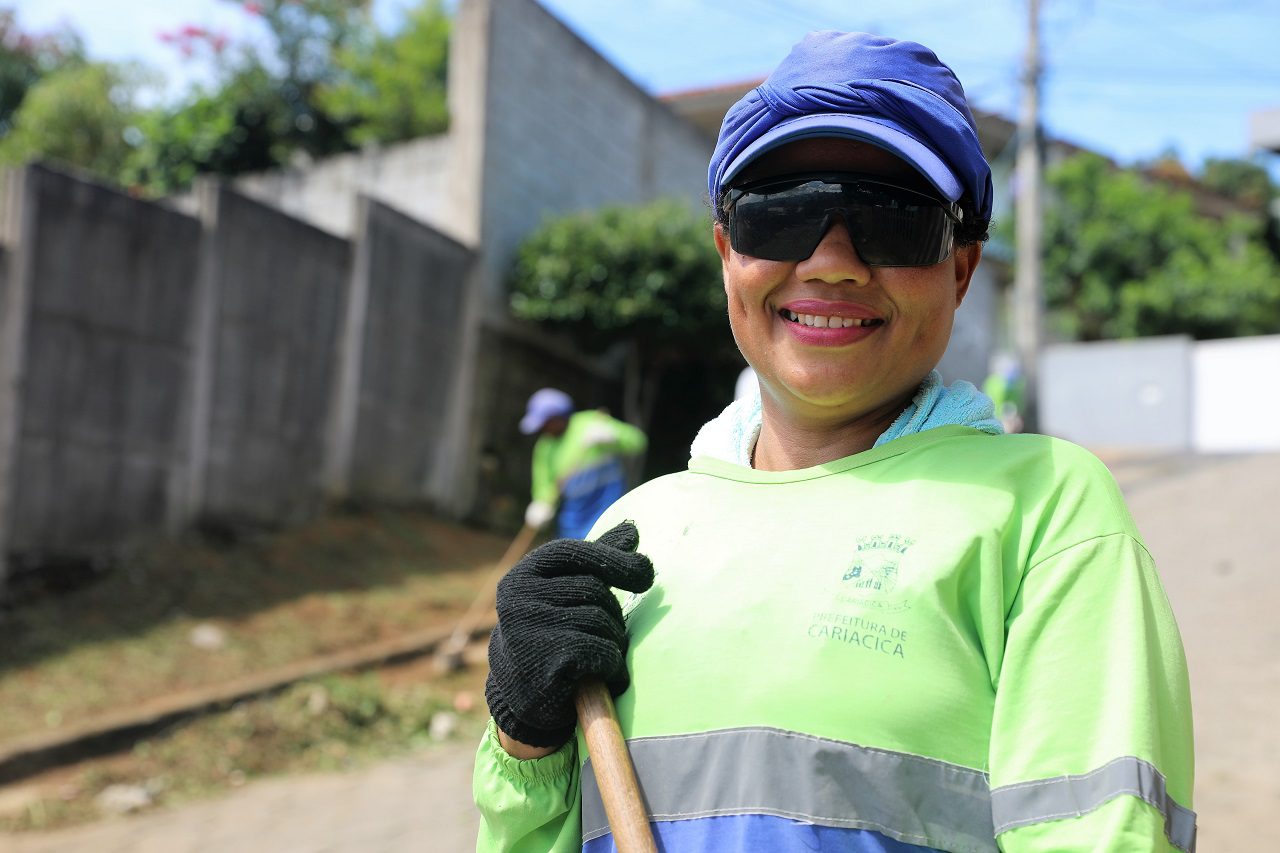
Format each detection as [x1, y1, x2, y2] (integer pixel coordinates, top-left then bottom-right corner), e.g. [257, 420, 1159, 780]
[438, 523, 540, 657]
[575, 680, 657, 853]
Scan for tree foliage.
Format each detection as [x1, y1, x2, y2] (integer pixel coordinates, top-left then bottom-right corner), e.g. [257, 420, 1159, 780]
[0, 1, 452, 195]
[510, 199, 726, 352]
[0, 11, 83, 136]
[127, 0, 452, 194]
[314, 0, 450, 146]
[1199, 157, 1275, 210]
[1042, 152, 1280, 341]
[124, 1, 369, 195]
[509, 199, 730, 428]
[0, 61, 141, 182]
[122, 64, 295, 194]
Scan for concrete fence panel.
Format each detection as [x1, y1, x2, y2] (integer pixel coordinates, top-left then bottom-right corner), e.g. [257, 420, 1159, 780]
[197, 185, 350, 525]
[332, 198, 474, 504]
[0, 165, 201, 557]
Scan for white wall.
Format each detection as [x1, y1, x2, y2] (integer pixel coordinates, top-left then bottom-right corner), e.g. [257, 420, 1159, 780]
[1193, 335, 1280, 453]
[1040, 333, 1280, 454]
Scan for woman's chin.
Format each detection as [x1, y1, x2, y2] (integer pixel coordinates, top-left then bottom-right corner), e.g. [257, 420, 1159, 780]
[765, 375, 919, 426]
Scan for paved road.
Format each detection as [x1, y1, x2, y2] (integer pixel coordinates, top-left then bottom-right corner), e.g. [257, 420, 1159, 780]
[6, 741, 482, 853]
[1109, 451, 1280, 853]
[6, 451, 1278, 852]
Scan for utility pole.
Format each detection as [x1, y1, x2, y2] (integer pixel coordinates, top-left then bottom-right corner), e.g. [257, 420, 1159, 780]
[1014, 0, 1044, 431]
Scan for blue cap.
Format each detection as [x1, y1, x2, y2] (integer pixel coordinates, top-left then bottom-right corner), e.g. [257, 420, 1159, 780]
[708, 31, 992, 221]
[520, 388, 574, 434]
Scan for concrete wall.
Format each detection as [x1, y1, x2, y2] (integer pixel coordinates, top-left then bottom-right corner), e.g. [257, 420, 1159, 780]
[197, 185, 350, 525]
[0, 166, 201, 558]
[233, 136, 463, 242]
[337, 199, 474, 504]
[938, 263, 1003, 387]
[0, 161, 517, 594]
[1193, 335, 1280, 453]
[475, 0, 710, 307]
[1041, 334, 1280, 453]
[1041, 336, 1194, 451]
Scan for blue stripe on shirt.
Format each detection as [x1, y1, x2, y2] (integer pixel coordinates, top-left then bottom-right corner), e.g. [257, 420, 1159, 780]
[558, 459, 626, 539]
[582, 813, 944, 852]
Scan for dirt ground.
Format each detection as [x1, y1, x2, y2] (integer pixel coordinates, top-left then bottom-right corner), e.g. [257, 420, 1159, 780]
[0, 510, 523, 744]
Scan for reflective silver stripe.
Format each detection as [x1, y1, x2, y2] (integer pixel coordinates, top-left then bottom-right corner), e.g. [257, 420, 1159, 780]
[581, 726, 997, 852]
[990, 755, 1197, 852]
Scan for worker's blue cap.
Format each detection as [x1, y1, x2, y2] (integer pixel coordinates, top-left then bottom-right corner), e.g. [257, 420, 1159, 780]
[708, 31, 993, 221]
[520, 388, 573, 435]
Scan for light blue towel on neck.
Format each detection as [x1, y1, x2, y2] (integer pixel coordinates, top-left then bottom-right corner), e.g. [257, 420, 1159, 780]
[690, 370, 1003, 467]
[875, 370, 1003, 447]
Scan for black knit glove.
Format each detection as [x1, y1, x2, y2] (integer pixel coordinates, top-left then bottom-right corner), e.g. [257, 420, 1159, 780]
[485, 521, 654, 748]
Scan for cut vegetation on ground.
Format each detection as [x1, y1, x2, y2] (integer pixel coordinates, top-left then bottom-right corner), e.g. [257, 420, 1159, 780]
[0, 507, 520, 832]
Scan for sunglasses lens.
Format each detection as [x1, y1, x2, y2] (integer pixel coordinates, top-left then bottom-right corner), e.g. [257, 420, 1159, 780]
[846, 202, 955, 266]
[727, 176, 956, 265]
[730, 180, 841, 261]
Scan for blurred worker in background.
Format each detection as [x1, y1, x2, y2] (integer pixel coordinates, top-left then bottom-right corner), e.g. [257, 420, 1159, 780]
[982, 352, 1025, 434]
[519, 388, 647, 539]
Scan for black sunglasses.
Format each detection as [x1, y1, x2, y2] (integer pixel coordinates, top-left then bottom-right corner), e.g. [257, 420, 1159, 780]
[723, 172, 963, 266]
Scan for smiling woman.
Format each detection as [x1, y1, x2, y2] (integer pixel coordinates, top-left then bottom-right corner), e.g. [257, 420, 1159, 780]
[473, 29, 1196, 853]
[713, 138, 983, 468]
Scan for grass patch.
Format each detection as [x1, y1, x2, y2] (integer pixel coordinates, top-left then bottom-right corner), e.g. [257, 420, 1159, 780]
[0, 665, 490, 833]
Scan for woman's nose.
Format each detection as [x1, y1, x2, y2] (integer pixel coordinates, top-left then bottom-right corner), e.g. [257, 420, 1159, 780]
[794, 215, 871, 285]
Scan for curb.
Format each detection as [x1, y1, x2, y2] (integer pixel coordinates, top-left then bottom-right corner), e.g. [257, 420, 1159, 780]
[0, 617, 496, 787]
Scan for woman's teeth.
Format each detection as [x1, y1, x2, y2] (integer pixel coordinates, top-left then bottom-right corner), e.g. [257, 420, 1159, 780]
[780, 308, 879, 328]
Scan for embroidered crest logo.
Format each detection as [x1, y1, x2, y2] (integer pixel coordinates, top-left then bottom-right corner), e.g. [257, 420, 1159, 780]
[840, 534, 915, 609]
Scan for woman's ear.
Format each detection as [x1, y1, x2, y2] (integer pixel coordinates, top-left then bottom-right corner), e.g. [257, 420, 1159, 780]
[952, 243, 982, 307]
[713, 221, 733, 265]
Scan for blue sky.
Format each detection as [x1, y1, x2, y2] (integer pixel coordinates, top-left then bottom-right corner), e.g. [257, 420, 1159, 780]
[13, 0, 1280, 173]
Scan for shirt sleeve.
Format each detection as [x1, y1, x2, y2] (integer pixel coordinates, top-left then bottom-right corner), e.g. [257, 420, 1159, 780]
[605, 416, 647, 456]
[991, 533, 1196, 852]
[530, 437, 560, 506]
[474, 719, 584, 852]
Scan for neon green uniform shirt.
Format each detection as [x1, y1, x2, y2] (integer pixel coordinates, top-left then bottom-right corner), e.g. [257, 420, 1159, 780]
[475, 427, 1195, 852]
[530, 410, 647, 540]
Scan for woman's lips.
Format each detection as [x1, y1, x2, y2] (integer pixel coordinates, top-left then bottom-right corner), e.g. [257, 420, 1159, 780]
[780, 308, 881, 329]
[777, 303, 885, 345]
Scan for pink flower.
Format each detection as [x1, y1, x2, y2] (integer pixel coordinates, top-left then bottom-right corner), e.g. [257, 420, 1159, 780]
[157, 30, 174, 43]
[243, 1, 263, 14]
[179, 24, 205, 38]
